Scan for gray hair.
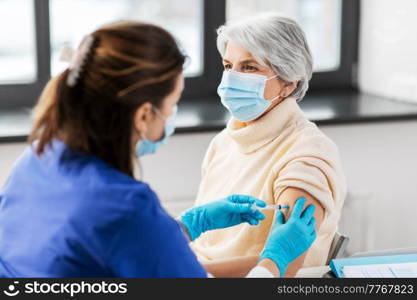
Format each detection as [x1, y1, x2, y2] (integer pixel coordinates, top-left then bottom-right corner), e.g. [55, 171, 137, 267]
[217, 13, 313, 101]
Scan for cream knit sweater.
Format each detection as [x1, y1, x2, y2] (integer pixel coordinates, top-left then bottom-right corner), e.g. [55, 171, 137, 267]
[191, 97, 347, 267]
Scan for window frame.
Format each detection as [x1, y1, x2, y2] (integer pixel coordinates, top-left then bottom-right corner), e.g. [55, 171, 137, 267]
[0, 0, 359, 109]
[308, 0, 360, 90]
[0, 0, 50, 109]
[182, 0, 226, 100]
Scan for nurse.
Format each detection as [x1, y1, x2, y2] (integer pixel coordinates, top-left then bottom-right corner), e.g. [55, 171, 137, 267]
[0, 21, 316, 278]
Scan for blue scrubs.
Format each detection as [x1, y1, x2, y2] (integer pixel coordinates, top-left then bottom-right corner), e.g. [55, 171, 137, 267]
[0, 139, 207, 278]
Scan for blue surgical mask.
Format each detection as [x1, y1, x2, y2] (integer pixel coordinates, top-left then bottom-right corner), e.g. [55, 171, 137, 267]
[135, 105, 178, 157]
[217, 70, 281, 122]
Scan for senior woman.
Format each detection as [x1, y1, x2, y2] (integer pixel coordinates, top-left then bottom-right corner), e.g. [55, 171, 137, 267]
[191, 13, 347, 277]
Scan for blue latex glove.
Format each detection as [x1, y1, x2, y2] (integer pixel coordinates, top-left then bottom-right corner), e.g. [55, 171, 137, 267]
[180, 194, 266, 241]
[260, 197, 317, 277]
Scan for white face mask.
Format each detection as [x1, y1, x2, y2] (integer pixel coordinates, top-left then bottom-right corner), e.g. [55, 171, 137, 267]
[135, 105, 178, 156]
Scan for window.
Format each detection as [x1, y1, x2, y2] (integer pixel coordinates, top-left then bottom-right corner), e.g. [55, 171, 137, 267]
[227, 0, 342, 72]
[225, 0, 358, 90]
[0, 0, 358, 110]
[0, 0, 37, 84]
[49, 0, 203, 77]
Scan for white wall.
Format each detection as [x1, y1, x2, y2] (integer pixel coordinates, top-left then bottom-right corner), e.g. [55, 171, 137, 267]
[322, 121, 417, 255]
[0, 143, 25, 184]
[359, 0, 417, 103]
[1, 121, 417, 255]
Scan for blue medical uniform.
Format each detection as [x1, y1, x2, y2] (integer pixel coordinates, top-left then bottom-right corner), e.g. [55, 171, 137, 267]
[0, 139, 207, 278]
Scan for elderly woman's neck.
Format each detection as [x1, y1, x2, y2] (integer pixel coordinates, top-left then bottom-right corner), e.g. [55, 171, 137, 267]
[243, 97, 287, 126]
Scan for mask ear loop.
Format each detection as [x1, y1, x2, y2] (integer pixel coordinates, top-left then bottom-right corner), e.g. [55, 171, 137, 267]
[152, 104, 178, 121]
[266, 74, 279, 81]
[143, 106, 168, 142]
[268, 94, 284, 102]
[136, 106, 161, 144]
[264, 74, 288, 102]
[151, 106, 167, 122]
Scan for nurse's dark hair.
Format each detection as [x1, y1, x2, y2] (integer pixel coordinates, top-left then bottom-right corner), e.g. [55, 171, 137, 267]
[29, 21, 186, 176]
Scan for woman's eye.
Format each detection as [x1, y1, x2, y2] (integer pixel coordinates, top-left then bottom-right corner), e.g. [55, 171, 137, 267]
[224, 64, 232, 70]
[244, 65, 257, 71]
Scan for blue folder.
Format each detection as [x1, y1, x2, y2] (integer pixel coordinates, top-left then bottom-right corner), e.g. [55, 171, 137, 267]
[330, 253, 417, 278]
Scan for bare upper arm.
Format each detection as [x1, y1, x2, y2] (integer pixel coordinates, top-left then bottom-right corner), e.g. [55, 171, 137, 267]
[277, 187, 324, 229]
[275, 187, 325, 277]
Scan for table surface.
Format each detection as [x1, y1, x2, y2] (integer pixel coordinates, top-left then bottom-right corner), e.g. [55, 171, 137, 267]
[2, 89, 417, 143]
[295, 265, 331, 278]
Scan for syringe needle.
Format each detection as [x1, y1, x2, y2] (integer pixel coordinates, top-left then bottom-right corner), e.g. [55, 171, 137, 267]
[251, 204, 290, 211]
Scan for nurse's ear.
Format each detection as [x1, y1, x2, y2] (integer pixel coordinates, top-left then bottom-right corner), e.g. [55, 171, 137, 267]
[132, 102, 155, 135]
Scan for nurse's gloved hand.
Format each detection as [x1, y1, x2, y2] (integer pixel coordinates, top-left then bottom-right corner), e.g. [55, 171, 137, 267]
[260, 197, 317, 277]
[180, 194, 266, 241]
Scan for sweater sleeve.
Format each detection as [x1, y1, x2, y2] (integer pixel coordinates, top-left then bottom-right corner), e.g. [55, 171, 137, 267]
[272, 134, 347, 216]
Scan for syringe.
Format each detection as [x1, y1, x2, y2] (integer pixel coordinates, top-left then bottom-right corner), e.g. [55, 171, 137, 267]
[251, 203, 290, 211]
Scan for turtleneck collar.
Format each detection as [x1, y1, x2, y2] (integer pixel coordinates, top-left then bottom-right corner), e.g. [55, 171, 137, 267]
[226, 97, 303, 154]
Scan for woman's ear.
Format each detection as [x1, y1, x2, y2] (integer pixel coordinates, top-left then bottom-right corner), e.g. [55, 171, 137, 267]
[281, 81, 298, 98]
[133, 102, 154, 135]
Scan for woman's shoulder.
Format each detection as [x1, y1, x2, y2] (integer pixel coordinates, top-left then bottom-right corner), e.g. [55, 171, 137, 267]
[207, 128, 229, 149]
[289, 119, 340, 157]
